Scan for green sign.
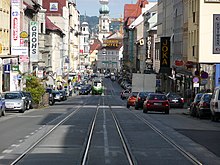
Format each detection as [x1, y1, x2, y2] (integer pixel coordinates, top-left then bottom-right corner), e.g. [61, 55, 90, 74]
[12, 65, 19, 71]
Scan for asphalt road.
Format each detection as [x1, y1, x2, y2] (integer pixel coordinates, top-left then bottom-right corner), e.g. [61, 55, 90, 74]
[0, 78, 219, 165]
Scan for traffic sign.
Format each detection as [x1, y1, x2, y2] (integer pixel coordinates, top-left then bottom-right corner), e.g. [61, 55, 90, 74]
[193, 76, 199, 83]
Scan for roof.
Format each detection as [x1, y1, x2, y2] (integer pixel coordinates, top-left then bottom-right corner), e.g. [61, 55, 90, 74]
[89, 39, 102, 53]
[46, 16, 63, 33]
[124, 0, 148, 26]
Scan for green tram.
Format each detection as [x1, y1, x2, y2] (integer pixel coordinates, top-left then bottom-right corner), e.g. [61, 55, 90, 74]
[92, 78, 103, 95]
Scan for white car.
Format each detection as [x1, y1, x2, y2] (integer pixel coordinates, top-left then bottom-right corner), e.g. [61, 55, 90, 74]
[210, 86, 220, 121]
[4, 92, 26, 113]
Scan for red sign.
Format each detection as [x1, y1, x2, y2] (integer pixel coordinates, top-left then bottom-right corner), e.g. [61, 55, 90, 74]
[13, 17, 18, 41]
[174, 60, 184, 67]
[19, 55, 29, 63]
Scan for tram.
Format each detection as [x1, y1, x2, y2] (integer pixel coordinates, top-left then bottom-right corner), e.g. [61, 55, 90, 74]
[92, 78, 103, 95]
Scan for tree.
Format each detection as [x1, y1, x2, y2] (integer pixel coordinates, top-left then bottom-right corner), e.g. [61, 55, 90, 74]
[25, 75, 45, 105]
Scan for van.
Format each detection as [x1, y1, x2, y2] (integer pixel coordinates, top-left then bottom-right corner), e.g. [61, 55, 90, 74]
[210, 86, 220, 121]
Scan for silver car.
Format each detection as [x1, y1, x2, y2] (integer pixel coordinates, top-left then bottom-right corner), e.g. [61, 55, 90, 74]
[4, 92, 26, 113]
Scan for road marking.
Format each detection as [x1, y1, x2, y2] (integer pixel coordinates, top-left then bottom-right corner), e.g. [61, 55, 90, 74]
[11, 144, 20, 147]
[0, 156, 4, 159]
[25, 135, 30, 138]
[17, 115, 42, 118]
[2, 149, 12, 153]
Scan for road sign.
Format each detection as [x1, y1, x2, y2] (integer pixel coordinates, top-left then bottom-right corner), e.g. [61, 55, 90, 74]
[193, 76, 199, 83]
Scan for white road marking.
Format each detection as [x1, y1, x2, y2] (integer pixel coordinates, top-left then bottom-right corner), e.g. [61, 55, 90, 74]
[0, 156, 4, 159]
[17, 115, 42, 118]
[25, 135, 30, 138]
[2, 150, 12, 153]
[11, 144, 20, 147]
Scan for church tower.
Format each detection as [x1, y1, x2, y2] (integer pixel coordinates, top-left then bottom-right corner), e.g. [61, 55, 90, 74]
[98, 0, 110, 42]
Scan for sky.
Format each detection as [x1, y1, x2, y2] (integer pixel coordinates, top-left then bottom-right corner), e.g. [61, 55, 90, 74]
[76, 0, 158, 18]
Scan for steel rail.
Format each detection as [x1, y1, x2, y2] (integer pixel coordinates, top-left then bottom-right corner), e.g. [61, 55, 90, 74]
[10, 95, 94, 165]
[134, 113, 203, 165]
[10, 106, 82, 165]
[81, 97, 101, 165]
[109, 105, 135, 165]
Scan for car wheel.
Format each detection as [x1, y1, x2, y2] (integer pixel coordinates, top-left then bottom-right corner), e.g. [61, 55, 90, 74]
[19, 107, 25, 113]
[143, 108, 147, 113]
[211, 114, 218, 122]
[2, 107, 5, 116]
[165, 109, 169, 114]
[26, 103, 30, 110]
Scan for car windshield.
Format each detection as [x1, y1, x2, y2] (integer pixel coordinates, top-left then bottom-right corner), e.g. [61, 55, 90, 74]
[5, 93, 22, 99]
[195, 94, 203, 102]
[149, 94, 167, 100]
[203, 94, 212, 102]
[132, 92, 138, 97]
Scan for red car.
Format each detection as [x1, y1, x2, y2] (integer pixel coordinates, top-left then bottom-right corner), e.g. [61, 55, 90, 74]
[127, 92, 138, 108]
[143, 93, 170, 114]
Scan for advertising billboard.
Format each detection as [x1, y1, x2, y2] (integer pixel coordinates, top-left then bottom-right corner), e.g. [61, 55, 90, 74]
[11, 6, 20, 49]
[213, 14, 220, 54]
[160, 37, 170, 68]
[30, 21, 39, 62]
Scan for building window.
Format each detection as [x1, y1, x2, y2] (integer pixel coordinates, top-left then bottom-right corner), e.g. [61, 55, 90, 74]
[40, 23, 43, 33]
[103, 20, 105, 23]
[193, 12, 196, 23]
[192, 46, 195, 57]
[103, 26, 105, 29]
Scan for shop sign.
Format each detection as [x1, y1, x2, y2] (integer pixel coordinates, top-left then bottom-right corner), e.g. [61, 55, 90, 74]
[50, 2, 58, 11]
[4, 64, 10, 74]
[11, 6, 20, 49]
[174, 59, 184, 67]
[205, 0, 220, 2]
[12, 65, 19, 71]
[160, 37, 170, 68]
[213, 14, 220, 54]
[0, 43, 2, 54]
[19, 55, 29, 63]
[11, 47, 28, 56]
[20, 31, 28, 38]
[30, 21, 39, 62]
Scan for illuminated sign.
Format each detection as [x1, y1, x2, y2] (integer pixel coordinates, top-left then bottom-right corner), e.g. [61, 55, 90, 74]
[103, 40, 120, 47]
[160, 37, 170, 68]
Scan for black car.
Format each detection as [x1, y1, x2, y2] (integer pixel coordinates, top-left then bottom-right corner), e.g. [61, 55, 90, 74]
[23, 91, 33, 109]
[189, 93, 204, 117]
[19, 91, 31, 110]
[166, 92, 184, 108]
[59, 90, 67, 101]
[46, 88, 55, 105]
[135, 92, 151, 110]
[79, 86, 90, 95]
[196, 93, 212, 118]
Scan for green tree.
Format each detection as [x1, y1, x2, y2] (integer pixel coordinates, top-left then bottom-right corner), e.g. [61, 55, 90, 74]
[25, 76, 45, 104]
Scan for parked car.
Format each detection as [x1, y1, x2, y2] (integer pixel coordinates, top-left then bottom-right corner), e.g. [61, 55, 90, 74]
[52, 90, 62, 102]
[59, 90, 67, 101]
[121, 90, 130, 100]
[23, 91, 33, 109]
[0, 94, 5, 117]
[210, 87, 220, 121]
[79, 86, 90, 95]
[189, 93, 203, 117]
[134, 92, 151, 110]
[46, 88, 55, 105]
[127, 92, 138, 108]
[196, 93, 212, 119]
[143, 93, 170, 114]
[4, 91, 26, 113]
[166, 92, 184, 108]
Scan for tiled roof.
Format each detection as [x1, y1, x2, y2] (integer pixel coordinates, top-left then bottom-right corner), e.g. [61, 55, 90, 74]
[124, 0, 148, 26]
[46, 16, 62, 33]
[89, 39, 102, 53]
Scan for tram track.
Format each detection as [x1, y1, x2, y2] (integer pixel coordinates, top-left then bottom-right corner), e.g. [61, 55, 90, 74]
[115, 94, 204, 165]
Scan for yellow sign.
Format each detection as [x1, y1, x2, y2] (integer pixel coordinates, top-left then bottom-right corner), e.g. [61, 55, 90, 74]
[20, 31, 28, 38]
[0, 43, 2, 54]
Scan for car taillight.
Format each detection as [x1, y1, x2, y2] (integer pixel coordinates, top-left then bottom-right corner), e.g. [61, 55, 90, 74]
[138, 97, 141, 101]
[181, 98, 184, 103]
[146, 101, 150, 107]
[163, 101, 169, 107]
[202, 102, 207, 107]
[214, 102, 218, 108]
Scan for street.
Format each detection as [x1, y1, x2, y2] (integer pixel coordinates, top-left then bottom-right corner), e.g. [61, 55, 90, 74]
[0, 78, 219, 165]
